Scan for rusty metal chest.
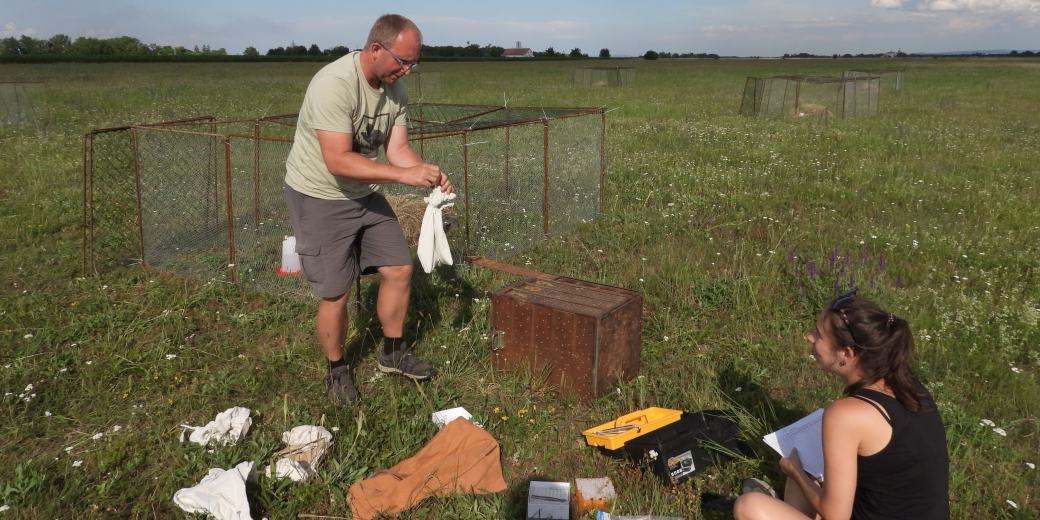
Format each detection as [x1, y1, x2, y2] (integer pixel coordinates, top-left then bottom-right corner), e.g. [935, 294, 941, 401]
[490, 276, 642, 399]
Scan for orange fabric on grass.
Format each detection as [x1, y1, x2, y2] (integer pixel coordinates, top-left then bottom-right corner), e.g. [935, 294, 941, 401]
[348, 418, 508, 519]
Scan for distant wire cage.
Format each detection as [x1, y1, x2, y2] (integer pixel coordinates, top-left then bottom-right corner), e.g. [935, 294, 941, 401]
[400, 71, 442, 101]
[574, 67, 635, 87]
[0, 81, 46, 128]
[82, 104, 607, 297]
[844, 69, 904, 95]
[739, 75, 880, 120]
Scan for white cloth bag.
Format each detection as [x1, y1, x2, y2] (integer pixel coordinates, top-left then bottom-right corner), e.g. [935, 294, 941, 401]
[417, 188, 456, 273]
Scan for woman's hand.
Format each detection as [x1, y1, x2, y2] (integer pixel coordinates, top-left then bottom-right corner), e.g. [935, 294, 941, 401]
[779, 447, 803, 478]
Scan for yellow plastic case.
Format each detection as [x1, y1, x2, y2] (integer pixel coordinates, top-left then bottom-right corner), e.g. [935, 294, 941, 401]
[582, 407, 683, 450]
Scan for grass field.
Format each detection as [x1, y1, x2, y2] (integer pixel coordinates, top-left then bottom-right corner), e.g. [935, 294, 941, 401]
[1, 57, 1038, 518]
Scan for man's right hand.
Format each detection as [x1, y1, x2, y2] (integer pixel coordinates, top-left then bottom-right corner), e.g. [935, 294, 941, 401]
[401, 163, 443, 189]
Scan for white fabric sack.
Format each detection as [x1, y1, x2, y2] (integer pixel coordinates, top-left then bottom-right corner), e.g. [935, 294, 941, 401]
[173, 461, 255, 520]
[180, 407, 252, 446]
[265, 425, 333, 482]
[417, 188, 456, 273]
[431, 407, 473, 428]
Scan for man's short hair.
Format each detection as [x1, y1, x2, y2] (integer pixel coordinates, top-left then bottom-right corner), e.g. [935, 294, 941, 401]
[366, 14, 422, 48]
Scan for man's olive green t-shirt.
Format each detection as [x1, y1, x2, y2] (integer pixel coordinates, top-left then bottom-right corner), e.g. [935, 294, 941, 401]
[285, 51, 409, 200]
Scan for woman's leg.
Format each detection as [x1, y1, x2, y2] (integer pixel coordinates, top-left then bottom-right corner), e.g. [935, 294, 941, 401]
[733, 491, 813, 520]
[782, 477, 820, 517]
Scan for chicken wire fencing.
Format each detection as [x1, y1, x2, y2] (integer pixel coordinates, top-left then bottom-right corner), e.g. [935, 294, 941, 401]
[0, 81, 46, 128]
[82, 116, 217, 275]
[574, 67, 636, 87]
[82, 104, 606, 298]
[400, 71, 442, 101]
[739, 75, 880, 120]
[844, 69, 904, 95]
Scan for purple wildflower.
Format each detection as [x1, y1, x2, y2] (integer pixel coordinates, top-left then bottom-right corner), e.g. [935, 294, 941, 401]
[807, 261, 818, 280]
[878, 254, 886, 273]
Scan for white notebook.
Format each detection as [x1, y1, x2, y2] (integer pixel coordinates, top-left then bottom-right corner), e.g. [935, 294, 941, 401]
[762, 408, 826, 480]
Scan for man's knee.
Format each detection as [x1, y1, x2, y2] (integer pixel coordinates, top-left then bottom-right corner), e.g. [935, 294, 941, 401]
[320, 291, 350, 308]
[379, 264, 412, 284]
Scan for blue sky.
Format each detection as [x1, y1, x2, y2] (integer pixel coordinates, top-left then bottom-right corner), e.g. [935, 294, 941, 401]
[2, 0, 1038, 56]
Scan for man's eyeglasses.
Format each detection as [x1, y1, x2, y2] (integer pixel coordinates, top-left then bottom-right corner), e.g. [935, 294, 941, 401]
[831, 290, 862, 348]
[380, 43, 419, 71]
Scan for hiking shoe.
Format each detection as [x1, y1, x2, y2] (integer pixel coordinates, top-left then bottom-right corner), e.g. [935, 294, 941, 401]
[325, 365, 359, 405]
[741, 477, 777, 498]
[378, 348, 437, 381]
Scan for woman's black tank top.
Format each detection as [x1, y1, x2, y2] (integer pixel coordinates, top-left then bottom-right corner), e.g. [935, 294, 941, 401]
[849, 384, 950, 520]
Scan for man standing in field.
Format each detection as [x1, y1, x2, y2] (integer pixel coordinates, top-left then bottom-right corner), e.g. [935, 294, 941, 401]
[283, 14, 452, 405]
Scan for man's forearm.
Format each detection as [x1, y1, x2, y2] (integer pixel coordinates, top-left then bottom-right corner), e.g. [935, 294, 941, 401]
[325, 151, 405, 184]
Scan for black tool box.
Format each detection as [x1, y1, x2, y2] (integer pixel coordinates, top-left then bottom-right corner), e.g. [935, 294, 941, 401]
[619, 410, 740, 485]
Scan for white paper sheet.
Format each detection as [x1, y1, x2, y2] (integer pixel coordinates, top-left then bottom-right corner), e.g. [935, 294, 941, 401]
[762, 408, 825, 480]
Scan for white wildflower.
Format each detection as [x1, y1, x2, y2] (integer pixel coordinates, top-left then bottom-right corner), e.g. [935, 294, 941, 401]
[1010, 366, 1022, 374]
[72, 460, 83, 467]
[980, 419, 996, 427]
[0, 504, 9, 512]
[1026, 462, 1035, 470]
[1006, 500, 1018, 509]
[111, 425, 122, 432]
[993, 427, 1007, 437]
[59, 367, 68, 373]
[44, 411, 52, 417]
[23, 334, 33, 339]
[85, 361, 93, 365]
[64, 446, 73, 454]
[165, 354, 177, 360]
[331, 427, 340, 432]
[91, 433, 103, 441]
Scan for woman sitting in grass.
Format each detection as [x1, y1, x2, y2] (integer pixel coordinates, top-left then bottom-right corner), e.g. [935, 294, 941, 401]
[734, 292, 949, 520]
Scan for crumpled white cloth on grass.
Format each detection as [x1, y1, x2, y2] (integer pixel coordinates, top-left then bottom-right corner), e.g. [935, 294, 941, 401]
[173, 460, 255, 520]
[417, 188, 456, 273]
[264, 425, 334, 482]
[180, 407, 252, 446]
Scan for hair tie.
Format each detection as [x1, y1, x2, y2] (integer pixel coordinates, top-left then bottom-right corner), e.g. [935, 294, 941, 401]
[887, 313, 895, 327]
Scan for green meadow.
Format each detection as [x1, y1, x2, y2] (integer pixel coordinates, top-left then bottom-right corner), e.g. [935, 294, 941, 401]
[1, 57, 1037, 518]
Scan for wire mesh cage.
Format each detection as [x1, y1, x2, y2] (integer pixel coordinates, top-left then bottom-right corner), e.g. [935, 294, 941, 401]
[82, 104, 607, 297]
[574, 67, 636, 87]
[400, 71, 442, 101]
[0, 81, 46, 128]
[739, 75, 880, 120]
[844, 69, 904, 95]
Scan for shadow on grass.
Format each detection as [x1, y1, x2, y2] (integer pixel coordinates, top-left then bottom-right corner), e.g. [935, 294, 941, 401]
[343, 261, 479, 367]
[705, 364, 816, 517]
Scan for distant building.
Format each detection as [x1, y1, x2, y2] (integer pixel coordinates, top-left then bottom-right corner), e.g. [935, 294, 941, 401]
[502, 48, 534, 58]
[883, 51, 897, 58]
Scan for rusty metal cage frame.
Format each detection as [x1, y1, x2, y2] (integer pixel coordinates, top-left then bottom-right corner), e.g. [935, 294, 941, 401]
[0, 80, 46, 127]
[574, 67, 636, 87]
[82, 104, 608, 292]
[739, 74, 881, 120]
[844, 68, 905, 95]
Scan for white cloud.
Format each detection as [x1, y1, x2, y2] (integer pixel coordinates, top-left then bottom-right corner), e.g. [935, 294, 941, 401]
[872, 0, 1040, 12]
[1, 22, 36, 37]
[871, 0, 906, 7]
[945, 15, 1001, 29]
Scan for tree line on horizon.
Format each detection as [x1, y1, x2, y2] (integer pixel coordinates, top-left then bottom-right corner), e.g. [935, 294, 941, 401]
[3, 34, 1036, 61]
[0, 34, 618, 60]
